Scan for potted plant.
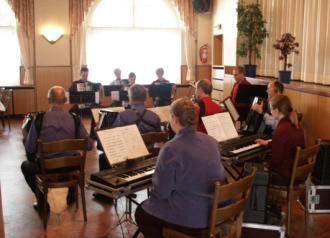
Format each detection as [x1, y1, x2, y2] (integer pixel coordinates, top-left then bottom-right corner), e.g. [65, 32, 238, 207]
[236, 1, 268, 78]
[273, 33, 299, 83]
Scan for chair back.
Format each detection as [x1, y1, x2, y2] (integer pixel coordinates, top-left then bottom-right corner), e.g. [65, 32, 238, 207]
[209, 167, 257, 238]
[289, 141, 321, 190]
[141, 131, 168, 156]
[0, 88, 12, 111]
[38, 138, 88, 176]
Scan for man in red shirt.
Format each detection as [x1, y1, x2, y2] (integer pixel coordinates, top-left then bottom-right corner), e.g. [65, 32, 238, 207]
[195, 79, 222, 133]
[230, 66, 251, 120]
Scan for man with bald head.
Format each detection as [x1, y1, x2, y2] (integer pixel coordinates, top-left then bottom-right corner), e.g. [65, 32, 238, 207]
[21, 86, 93, 210]
[194, 79, 222, 133]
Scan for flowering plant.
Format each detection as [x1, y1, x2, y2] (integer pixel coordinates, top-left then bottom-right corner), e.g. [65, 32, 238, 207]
[273, 33, 299, 71]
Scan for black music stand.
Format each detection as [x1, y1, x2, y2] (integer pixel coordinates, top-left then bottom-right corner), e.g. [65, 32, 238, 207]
[103, 85, 129, 104]
[68, 91, 98, 104]
[148, 84, 172, 98]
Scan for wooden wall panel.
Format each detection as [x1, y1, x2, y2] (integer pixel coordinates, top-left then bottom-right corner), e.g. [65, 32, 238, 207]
[181, 65, 212, 84]
[35, 66, 72, 112]
[286, 89, 330, 146]
[13, 89, 35, 114]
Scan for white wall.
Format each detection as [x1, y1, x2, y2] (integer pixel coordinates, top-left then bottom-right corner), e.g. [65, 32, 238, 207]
[212, 0, 238, 66]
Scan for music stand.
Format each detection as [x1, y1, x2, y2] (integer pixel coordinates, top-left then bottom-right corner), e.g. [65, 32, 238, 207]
[148, 84, 172, 98]
[68, 91, 98, 104]
[103, 85, 128, 101]
[235, 84, 268, 104]
[223, 97, 240, 122]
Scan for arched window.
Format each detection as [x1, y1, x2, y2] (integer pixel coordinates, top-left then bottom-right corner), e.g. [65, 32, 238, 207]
[86, 0, 181, 85]
[0, 0, 20, 86]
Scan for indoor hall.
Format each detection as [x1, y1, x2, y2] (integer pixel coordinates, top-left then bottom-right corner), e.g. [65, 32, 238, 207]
[0, 0, 329, 238]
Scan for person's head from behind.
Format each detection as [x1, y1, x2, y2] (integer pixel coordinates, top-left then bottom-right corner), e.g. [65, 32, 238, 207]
[128, 72, 136, 85]
[80, 67, 89, 81]
[195, 79, 212, 100]
[233, 66, 245, 83]
[114, 68, 121, 79]
[128, 84, 146, 104]
[48, 86, 67, 106]
[170, 98, 197, 133]
[267, 81, 284, 99]
[156, 68, 164, 80]
[270, 95, 292, 121]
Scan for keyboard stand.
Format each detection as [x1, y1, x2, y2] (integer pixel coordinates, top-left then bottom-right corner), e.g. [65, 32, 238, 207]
[222, 148, 270, 181]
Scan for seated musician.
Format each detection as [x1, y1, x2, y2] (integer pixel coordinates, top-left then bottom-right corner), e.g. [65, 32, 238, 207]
[110, 68, 129, 86]
[230, 66, 251, 120]
[252, 81, 284, 133]
[98, 84, 161, 171]
[151, 67, 175, 107]
[68, 66, 98, 138]
[135, 98, 227, 238]
[128, 72, 136, 85]
[194, 79, 222, 133]
[21, 86, 93, 210]
[256, 95, 305, 186]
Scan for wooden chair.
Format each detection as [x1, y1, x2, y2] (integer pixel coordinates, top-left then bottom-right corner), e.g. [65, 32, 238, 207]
[141, 131, 169, 157]
[268, 140, 321, 237]
[162, 167, 257, 238]
[0, 88, 12, 130]
[35, 138, 88, 229]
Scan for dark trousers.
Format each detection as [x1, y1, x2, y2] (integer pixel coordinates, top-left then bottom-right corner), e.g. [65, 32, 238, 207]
[21, 160, 75, 200]
[269, 171, 290, 186]
[135, 204, 206, 238]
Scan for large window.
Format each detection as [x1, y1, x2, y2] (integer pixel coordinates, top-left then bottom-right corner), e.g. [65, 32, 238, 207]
[87, 0, 181, 85]
[0, 0, 20, 86]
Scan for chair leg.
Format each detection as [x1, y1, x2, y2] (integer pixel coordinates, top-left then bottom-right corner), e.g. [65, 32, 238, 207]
[6, 112, 10, 130]
[305, 188, 309, 224]
[286, 193, 292, 237]
[75, 185, 79, 209]
[43, 189, 48, 229]
[80, 185, 87, 222]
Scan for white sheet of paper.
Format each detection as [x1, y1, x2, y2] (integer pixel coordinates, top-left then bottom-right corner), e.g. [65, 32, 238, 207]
[111, 91, 120, 101]
[65, 92, 70, 104]
[216, 112, 239, 140]
[224, 98, 240, 121]
[95, 91, 100, 104]
[0, 102, 5, 112]
[202, 115, 227, 142]
[148, 105, 170, 122]
[97, 124, 149, 165]
[76, 83, 84, 92]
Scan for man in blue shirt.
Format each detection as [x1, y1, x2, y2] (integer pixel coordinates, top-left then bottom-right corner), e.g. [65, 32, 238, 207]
[21, 86, 93, 209]
[135, 98, 227, 238]
[98, 84, 161, 171]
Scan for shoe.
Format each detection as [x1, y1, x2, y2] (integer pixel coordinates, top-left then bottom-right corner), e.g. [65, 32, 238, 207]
[33, 202, 50, 212]
[93, 192, 113, 203]
[66, 187, 75, 205]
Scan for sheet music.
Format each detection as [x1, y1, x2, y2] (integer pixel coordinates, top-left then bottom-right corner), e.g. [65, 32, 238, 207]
[76, 83, 84, 92]
[96, 124, 149, 165]
[91, 107, 125, 124]
[202, 112, 239, 142]
[111, 91, 120, 101]
[224, 98, 240, 121]
[216, 112, 238, 140]
[0, 102, 5, 112]
[95, 92, 100, 104]
[202, 115, 227, 142]
[148, 105, 170, 122]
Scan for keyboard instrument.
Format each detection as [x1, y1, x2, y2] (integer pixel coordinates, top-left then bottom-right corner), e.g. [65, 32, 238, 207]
[220, 134, 271, 158]
[87, 157, 157, 199]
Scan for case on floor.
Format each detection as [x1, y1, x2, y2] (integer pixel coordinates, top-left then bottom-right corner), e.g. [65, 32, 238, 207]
[298, 185, 330, 213]
[241, 223, 285, 238]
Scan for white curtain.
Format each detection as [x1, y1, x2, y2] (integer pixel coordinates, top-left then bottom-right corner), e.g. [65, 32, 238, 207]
[16, 22, 34, 85]
[182, 26, 196, 82]
[255, 0, 330, 85]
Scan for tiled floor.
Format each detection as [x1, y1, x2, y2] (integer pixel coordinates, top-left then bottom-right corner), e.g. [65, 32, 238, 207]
[0, 118, 329, 238]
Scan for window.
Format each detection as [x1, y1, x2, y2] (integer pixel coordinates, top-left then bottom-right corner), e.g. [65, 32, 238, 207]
[0, 0, 20, 86]
[87, 0, 181, 85]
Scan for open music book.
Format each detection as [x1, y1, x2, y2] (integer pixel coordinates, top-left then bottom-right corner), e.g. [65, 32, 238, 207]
[202, 112, 239, 142]
[147, 105, 170, 122]
[223, 97, 240, 122]
[91, 107, 125, 124]
[96, 124, 150, 166]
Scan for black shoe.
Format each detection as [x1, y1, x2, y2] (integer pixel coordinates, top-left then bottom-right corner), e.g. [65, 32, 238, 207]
[33, 202, 50, 212]
[66, 187, 75, 205]
[92, 192, 113, 203]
